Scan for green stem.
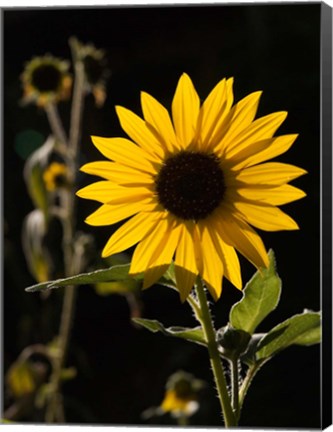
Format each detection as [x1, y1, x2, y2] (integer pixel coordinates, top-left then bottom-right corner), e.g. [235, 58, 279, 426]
[194, 279, 236, 427]
[44, 53, 86, 423]
[230, 358, 239, 419]
[238, 360, 267, 410]
[45, 102, 68, 146]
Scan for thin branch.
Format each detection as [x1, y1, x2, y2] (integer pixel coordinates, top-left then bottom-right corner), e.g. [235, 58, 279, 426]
[45, 102, 68, 147]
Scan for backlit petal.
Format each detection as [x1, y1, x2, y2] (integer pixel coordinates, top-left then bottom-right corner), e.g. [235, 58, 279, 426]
[143, 222, 182, 289]
[101, 209, 165, 257]
[115, 105, 165, 159]
[172, 73, 200, 148]
[207, 77, 234, 149]
[229, 162, 307, 187]
[130, 217, 173, 275]
[216, 209, 269, 269]
[197, 221, 224, 300]
[141, 91, 179, 152]
[218, 111, 288, 155]
[80, 161, 154, 185]
[227, 134, 298, 170]
[206, 217, 242, 290]
[235, 184, 306, 205]
[219, 91, 262, 151]
[76, 181, 153, 204]
[91, 136, 158, 174]
[175, 222, 198, 301]
[232, 201, 299, 231]
[197, 78, 227, 148]
[85, 199, 155, 226]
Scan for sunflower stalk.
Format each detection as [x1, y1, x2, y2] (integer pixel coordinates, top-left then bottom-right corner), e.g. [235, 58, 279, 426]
[194, 278, 237, 427]
[44, 102, 68, 147]
[44, 49, 87, 423]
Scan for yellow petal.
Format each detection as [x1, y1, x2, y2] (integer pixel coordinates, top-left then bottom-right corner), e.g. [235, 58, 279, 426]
[130, 217, 173, 274]
[228, 135, 298, 170]
[85, 199, 155, 226]
[115, 105, 165, 159]
[80, 161, 154, 185]
[216, 209, 269, 269]
[171, 73, 200, 148]
[230, 162, 307, 187]
[174, 222, 198, 301]
[197, 221, 224, 300]
[232, 201, 300, 231]
[141, 220, 182, 289]
[235, 184, 306, 205]
[206, 218, 242, 290]
[76, 181, 122, 202]
[143, 265, 171, 290]
[101, 210, 165, 257]
[220, 91, 262, 151]
[206, 77, 234, 150]
[91, 136, 157, 174]
[218, 111, 288, 155]
[197, 78, 227, 148]
[76, 181, 153, 204]
[140, 91, 179, 153]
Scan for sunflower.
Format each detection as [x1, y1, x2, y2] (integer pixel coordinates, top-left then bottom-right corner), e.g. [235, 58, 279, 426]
[77, 73, 306, 301]
[21, 55, 72, 107]
[159, 371, 204, 418]
[70, 37, 110, 107]
[43, 162, 68, 192]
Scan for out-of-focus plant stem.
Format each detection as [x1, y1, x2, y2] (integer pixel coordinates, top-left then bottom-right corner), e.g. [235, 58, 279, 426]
[45, 53, 86, 423]
[45, 102, 68, 148]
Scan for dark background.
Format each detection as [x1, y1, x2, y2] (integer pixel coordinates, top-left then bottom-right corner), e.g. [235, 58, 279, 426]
[3, 3, 321, 428]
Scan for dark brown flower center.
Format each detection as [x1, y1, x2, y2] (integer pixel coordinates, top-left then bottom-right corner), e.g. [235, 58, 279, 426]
[155, 151, 226, 220]
[31, 64, 62, 92]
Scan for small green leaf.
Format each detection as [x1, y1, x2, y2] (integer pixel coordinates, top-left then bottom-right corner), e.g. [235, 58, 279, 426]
[132, 318, 206, 347]
[256, 311, 321, 360]
[230, 250, 281, 334]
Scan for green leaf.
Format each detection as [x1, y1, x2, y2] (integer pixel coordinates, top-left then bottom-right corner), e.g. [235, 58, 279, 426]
[95, 279, 140, 296]
[132, 318, 207, 347]
[25, 263, 178, 293]
[256, 311, 321, 360]
[25, 264, 134, 292]
[230, 249, 281, 334]
[23, 136, 56, 222]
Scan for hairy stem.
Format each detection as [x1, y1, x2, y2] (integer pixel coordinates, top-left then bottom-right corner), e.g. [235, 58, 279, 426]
[238, 360, 267, 411]
[194, 279, 236, 427]
[230, 358, 239, 419]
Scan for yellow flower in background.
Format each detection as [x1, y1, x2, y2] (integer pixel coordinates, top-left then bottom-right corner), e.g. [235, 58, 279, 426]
[77, 73, 306, 301]
[21, 55, 72, 107]
[43, 162, 68, 191]
[160, 371, 204, 418]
